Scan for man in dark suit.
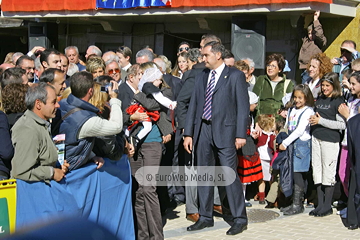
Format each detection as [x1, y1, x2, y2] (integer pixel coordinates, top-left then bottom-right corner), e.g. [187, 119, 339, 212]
[183, 41, 249, 235]
[117, 64, 139, 112]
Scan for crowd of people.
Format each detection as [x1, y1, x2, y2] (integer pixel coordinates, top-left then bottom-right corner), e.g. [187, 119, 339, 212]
[1, 10, 360, 239]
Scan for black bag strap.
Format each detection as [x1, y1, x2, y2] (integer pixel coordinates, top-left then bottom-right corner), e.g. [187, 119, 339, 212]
[61, 107, 82, 121]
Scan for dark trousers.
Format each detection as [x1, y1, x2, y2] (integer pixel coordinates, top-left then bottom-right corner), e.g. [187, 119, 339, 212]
[196, 122, 247, 224]
[130, 142, 164, 240]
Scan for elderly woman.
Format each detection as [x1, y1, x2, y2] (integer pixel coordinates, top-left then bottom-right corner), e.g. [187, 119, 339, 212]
[252, 53, 294, 119]
[86, 56, 105, 79]
[304, 52, 333, 99]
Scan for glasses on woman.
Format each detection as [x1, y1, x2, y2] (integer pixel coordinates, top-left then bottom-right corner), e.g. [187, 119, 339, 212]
[179, 47, 189, 52]
[108, 68, 120, 75]
[266, 64, 277, 69]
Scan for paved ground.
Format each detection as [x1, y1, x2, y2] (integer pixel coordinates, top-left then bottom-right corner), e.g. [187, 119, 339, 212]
[163, 201, 360, 239]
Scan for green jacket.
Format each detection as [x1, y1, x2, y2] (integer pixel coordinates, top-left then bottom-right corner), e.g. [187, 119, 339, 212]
[11, 110, 57, 183]
[252, 75, 294, 119]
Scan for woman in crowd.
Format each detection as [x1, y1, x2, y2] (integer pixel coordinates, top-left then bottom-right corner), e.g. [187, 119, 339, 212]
[86, 56, 106, 79]
[305, 52, 333, 99]
[171, 52, 189, 79]
[309, 72, 346, 217]
[1, 83, 28, 128]
[253, 53, 294, 120]
[338, 71, 360, 197]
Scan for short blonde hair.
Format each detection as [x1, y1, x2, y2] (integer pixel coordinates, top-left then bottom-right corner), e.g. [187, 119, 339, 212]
[86, 57, 105, 74]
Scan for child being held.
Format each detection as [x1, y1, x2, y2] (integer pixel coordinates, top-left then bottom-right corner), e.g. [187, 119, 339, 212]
[126, 67, 176, 143]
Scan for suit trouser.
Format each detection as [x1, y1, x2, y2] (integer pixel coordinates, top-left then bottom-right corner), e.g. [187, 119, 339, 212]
[130, 142, 164, 240]
[196, 122, 247, 224]
[185, 162, 221, 214]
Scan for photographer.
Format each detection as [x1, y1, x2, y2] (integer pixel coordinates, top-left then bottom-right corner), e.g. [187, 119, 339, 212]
[58, 71, 125, 171]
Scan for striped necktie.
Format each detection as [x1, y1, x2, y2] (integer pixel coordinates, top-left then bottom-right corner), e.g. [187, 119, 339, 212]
[203, 70, 216, 120]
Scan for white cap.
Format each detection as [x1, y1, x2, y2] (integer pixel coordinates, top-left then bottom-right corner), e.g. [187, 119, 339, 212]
[138, 67, 163, 91]
[248, 91, 259, 104]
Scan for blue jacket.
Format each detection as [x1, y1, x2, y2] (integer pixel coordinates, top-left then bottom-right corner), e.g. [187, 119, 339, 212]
[59, 94, 99, 171]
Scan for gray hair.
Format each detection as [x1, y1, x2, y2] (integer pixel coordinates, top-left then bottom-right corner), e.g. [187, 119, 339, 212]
[188, 48, 201, 63]
[153, 58, 166, 73]
[105, 56, 120, 66]
[34, 57, 42, 71]
[136, 49, 154, 62]
[25, 82, 54, 110]
[12, 52, 24, 63]
[241, 58, 255, 69]
[204, 41, 226, 59]
[88, 45, 102, 57]
[64, 46, 79, 55]
[67, 63, 79, 76]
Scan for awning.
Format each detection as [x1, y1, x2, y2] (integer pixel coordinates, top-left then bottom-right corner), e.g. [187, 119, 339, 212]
[1, 0, 332, 12]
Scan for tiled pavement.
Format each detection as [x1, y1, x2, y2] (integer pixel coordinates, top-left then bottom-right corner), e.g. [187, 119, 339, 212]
[163, 201, 360, 239]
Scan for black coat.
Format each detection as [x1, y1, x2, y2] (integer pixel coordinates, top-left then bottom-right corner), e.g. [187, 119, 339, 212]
[0, 111, 13, 178]
[347, 114, 360, 226]
[272, 131, 293, 198]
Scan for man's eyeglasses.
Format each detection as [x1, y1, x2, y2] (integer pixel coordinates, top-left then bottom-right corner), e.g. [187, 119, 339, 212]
[108, 69, 120, 75]
[179, 47, 189, 52]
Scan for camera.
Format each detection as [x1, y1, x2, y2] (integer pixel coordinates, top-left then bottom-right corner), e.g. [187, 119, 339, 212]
[100, 83, 113, 93]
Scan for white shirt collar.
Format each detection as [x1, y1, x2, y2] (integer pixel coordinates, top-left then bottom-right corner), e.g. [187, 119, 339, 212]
[126, 81, 137, 93]
[122, 63, 132, 71]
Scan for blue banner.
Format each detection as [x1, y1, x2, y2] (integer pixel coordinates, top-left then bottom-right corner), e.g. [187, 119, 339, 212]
[96, 0, 171, 9]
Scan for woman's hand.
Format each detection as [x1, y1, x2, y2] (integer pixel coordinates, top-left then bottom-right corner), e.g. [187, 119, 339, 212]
[309, 112, 321, 125]
[338, 103, 350, 120]
[130, 109, 148, 122]
[162, 134, 172, 144]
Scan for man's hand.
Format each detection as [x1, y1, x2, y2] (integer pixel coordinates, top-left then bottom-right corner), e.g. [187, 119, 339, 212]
[279, 144, 286, 151]
[61, 160, 70, 174]
[108, 80, 119, 99]
[183, 136, 193, 154]
[314, 10, 320, 21]
[30, 46, 45, 55]
[53, 168, 65, 182]
[235, 138, 246, 149]
[92, 156, 105, 169]
[127, 143, 135, 158]
[130, 109, 148, 122]
[309, 112, 321, 126]
[331, 58, 339, 65]
[162, 134, 172, 144]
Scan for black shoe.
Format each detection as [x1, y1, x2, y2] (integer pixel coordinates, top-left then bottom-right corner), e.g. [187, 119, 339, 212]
[187, 220, 214, 231]
[309, 209, 318, 216]
[314, 208, 333, 217]
[283, 205, 304, 215]
[348, 224, 358, 230]
[265, 202, 275, 209]
[226, 223, 248, 235]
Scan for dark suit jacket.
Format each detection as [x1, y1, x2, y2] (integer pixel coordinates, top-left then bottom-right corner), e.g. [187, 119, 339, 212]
[117, 82, 135, 112]
[163, 73, 181, 101]
[184, 65, 249, 148]
[176, 67, 204, 129]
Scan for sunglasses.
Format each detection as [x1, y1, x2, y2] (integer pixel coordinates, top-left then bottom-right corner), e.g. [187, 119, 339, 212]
[108, 68, 120, 75]
[179, 47, 189, 52]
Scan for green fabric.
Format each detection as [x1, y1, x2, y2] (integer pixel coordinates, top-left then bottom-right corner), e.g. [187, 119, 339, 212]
[252, 75, 294, 120]
[0, 198, 10, 236]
